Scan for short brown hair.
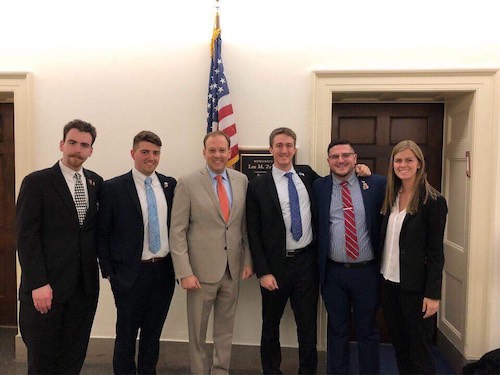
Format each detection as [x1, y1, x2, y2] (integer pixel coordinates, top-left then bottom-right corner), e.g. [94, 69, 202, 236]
[133, 131, 162, 149]
[269, 127, 296, 147]
[63, 119, 97, 145]
[203, 131, 230, 149]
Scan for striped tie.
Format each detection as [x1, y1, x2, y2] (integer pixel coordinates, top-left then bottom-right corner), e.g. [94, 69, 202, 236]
[341, 181, 359, 260]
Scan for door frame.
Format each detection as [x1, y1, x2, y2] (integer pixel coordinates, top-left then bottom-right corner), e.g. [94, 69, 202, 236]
[310, 69, 499, 361]
[0, 73, 34, 192]
[0, 72, 34, 325]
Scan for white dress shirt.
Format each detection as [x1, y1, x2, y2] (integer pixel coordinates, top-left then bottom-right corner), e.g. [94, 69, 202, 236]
[59, 160, 89, 206]
[381, 195, 407, 283]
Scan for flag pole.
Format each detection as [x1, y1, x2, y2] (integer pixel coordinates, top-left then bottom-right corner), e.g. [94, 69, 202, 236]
[206, 0, 240, 167]
[215, 0, 220, 29]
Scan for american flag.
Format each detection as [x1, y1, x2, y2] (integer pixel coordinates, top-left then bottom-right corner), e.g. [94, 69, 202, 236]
[206, 15, 239, 166]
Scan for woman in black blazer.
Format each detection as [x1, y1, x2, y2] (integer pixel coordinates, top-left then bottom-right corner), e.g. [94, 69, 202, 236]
[380, 140, 448, 375]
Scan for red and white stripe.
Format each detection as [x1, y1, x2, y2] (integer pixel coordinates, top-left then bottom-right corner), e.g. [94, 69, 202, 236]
[341, 182, 359, 260]
[215, 94, 239, 166]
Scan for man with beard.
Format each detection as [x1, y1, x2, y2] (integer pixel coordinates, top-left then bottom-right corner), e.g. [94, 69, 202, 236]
[17, 119, 103, 374]
[314, 140, 386, 374]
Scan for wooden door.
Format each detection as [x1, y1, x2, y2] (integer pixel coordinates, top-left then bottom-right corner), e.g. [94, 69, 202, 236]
[331, 102, 444, 342]
[0, 103, 17, 326]
[438, 93, 472, 354]
[332, 103, 444, 189]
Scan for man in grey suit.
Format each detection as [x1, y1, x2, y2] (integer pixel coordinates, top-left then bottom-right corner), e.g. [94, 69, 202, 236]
[170, 131, 253, 375]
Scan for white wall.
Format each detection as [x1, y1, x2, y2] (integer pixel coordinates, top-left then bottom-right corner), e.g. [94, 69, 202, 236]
[2, 0, 499, 350]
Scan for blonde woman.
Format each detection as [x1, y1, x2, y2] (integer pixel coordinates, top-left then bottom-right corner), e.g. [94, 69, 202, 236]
[380, 140, 447, 374]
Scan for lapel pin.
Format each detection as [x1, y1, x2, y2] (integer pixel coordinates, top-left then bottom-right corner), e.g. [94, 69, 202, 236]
[163, 182, 169, 188]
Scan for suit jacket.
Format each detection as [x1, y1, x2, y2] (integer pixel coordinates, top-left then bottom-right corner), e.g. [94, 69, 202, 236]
[96, 170, 176, 291]
[17, 162, 103, 304]
[380, 192, 447, 299]
[169, 167, 252, 283]
[313, 173, 386, 285]
[246, 165, 320, 282]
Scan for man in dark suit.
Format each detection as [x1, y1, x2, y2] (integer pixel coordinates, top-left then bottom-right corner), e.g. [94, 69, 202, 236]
[313, 140, 386, 374]
[17, 119, 103, 374]
[97, 131, 176, 374]
[246, 127, 320, 374]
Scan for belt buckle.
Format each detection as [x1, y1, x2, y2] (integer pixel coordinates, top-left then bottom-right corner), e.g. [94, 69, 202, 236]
[286, 249, 295, 258]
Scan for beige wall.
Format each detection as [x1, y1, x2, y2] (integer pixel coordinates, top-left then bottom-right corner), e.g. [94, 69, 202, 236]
[2, 0, 499, 354]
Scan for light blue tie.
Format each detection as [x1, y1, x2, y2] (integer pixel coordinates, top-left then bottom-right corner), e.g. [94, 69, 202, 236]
[285, 172, 302, 241]
[145, 177, 160, 253]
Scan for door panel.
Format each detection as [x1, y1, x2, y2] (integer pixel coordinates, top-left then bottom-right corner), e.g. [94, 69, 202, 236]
[331, 102, 445, 343]
[0, 102, 17, 326]
[332, 103, 444, 190]
[439, 93, 472, 353]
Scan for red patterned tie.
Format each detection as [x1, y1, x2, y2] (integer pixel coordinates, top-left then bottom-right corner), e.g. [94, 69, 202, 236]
[216, 175, 230, 222]
[341, 181, 359, 260]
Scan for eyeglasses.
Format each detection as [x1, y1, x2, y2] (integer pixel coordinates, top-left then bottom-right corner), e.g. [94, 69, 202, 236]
[328, 152, 355, 160]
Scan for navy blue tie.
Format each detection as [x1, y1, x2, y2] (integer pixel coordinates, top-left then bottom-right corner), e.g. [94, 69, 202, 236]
[285, 172, 302, 241]
[145, 177, 161, 253]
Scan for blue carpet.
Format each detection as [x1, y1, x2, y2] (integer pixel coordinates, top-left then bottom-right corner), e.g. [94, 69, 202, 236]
[348, 343, 457, 374]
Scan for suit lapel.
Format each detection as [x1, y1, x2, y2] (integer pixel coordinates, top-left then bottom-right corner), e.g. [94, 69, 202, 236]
[264, 172, 281, 213]
[200, 168, 225, 221]
[227, 169, 245, 225]
[124, 171, 142, 215]
[157, 173, 174, 228]
[82, 169, 98, 226]
[359, 177, 372, 232]
[50, 163, 80, 226]
[323, 174, 333, 213]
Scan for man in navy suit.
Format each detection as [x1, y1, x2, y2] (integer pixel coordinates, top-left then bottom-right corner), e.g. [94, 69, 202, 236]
[97, 131, 176, 374]
[17, 119, 103, 374]
[313, 140, 386, 375]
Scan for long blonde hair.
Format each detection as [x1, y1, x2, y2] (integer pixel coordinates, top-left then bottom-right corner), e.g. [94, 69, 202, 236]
[381, 140, 440, 215]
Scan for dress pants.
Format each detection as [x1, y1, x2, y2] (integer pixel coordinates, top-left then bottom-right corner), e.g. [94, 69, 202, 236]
[19, 279, 98, 374]
[260, 249, 319, 375]
[381, 279, 436, 375]
[321, 260, 380, 375]
[111, 256, 175, 375]
[186, 266, 240, 375]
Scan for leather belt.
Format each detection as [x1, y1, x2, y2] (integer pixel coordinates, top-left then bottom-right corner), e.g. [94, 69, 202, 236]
[286, 243, 312, 258]
[141, 256, 166, 263]
[328, 258, 376, 268]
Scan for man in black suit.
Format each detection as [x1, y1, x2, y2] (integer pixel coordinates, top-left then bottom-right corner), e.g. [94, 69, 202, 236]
[97, 131, 176, 374]
[17, 119, 103, 374]
[246, 127, 320, 374]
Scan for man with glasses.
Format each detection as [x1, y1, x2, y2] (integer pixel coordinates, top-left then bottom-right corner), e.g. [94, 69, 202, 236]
[246, 130, 371, 374]
[313, 139, 386, 374]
